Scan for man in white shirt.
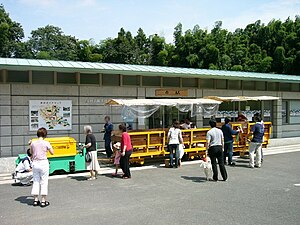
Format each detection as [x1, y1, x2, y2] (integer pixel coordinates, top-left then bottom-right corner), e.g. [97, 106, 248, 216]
[14, 149, 33, 185]
[206, 119, 228, 181]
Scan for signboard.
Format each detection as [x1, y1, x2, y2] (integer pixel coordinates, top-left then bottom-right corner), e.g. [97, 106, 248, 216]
[29, 100, 72, 131]
[155, 89, 188, 97]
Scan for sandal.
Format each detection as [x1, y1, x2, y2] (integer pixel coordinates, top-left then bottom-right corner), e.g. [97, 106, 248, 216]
[40, 201, 50, 208]
[33, 200, 40, 207]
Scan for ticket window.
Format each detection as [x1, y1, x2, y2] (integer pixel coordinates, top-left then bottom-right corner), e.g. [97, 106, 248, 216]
[148, 106, 190, 129]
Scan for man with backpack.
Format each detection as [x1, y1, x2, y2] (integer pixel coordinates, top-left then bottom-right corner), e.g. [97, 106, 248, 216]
[13, 149, 33, 185]
[248, 116, 265, 168]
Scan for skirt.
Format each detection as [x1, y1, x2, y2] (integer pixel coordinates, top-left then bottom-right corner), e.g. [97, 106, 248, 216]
[86, 151, 101, 171]
[114, 151, 121, 165]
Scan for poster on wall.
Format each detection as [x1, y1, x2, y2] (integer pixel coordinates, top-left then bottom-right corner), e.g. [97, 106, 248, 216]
[29, 100, 72, 131]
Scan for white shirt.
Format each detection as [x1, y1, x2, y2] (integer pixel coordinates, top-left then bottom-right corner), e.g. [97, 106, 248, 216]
[206, 127, 224, 147]
[168, 127, 182, 145]
[181, 123, 191, 129]
[15, 156, 32, 173]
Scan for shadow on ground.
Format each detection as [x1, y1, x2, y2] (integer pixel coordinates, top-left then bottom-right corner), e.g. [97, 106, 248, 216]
[15, 196, 33, 205]
[69, 176, 88, 181]
[181, 175, 207, 183]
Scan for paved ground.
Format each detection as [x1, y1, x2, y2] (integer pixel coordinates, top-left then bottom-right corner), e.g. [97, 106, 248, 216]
[0, 151, 300, 225]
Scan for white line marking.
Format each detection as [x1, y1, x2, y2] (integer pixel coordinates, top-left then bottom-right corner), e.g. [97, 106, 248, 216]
[294, 184, 300, 187]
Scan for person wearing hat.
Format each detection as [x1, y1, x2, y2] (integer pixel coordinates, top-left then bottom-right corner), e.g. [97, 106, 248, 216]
[221, 117, 240, 166]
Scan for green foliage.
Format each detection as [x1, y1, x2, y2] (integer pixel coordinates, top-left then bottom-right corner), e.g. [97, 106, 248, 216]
[0, 5, 24, 57]
[27, 25, 78, 60]
[0, 4, 300, 75]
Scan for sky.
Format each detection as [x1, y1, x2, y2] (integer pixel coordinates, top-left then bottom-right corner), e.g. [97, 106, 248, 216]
[2, 0, 300, 43]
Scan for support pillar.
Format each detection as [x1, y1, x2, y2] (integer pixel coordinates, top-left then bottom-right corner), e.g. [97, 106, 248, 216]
[272, 99, 282, 138]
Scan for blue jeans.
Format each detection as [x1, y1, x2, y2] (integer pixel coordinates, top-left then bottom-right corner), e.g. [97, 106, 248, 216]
[224, 141, 234, 164]
[169, 144, 179, 167]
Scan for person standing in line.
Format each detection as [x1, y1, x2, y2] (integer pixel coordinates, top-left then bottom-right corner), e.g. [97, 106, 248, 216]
[30, 127, 54, 207]
[84, 125, 100, 180]
[167, 121, 183, 168]
[247, 116, 264, 168]
[254, 112, 265, 163]
[119, 124, 133, 179]
[206, 119, 227, 181]
[221, 117, 240, 166]
[103, 116, 113, 158]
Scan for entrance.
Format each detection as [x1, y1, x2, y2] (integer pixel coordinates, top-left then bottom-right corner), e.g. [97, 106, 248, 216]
[148, 106, 191, 129]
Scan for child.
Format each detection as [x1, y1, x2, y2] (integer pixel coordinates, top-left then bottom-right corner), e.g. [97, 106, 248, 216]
[112, 142, 121, 177]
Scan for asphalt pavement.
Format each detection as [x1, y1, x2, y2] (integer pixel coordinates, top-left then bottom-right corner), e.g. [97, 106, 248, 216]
[0, 151, 300, 225]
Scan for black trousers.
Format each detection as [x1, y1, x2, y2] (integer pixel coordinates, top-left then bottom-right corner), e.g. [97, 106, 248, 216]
[104, 140, 113, 158]
[120, 150, 132, 178]
[208, 145, 228, 181]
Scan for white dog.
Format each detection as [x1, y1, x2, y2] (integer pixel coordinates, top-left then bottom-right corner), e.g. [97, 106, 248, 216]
[199, 157, 213, 181]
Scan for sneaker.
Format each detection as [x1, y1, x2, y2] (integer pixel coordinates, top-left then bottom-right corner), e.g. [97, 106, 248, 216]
[87, 177, 96, 181]
[248, 166, 254, 169]
[254, 165, 261, 168]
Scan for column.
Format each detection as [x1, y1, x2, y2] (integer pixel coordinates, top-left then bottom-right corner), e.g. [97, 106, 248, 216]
[272, 99, 282, 138]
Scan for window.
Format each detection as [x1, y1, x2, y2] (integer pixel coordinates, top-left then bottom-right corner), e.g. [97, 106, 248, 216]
[228, 80, 241, 90]
[102, 74, 120, 86]
[291, 83, 300, 92]
[282, 100, 288, 124]
[200, 79, 214, 89]
[163, 77, 180, 87]
[267, 82, 278, 91]
[215, 79, 227, 89]
[279, 83, 290, 92]
[290, 100, 300, 124]
[80, 73, 99, 85]
[263, 101, 272, 122]
[123, 75, 140, 86]
[182, 78, 198, 87]
[57, 72, 77, 84]
[142, 76, 161, 87]
[32, 71, 54, 84]
[242, 80, 255, 90]
[7, 70, 29, 83]
[256, 81, 266, 91]
[0, 70, 3, 83]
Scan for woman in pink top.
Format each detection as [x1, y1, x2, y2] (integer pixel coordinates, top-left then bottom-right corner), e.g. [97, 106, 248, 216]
[119, 124, 132, 179]
[30, 127, 54, 207]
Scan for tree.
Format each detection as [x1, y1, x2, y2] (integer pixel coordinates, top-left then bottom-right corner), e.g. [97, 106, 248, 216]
[0, 5, 24, 57]
[27, 25, 78, 60]
[149, 34, 167, 66]
[273, 46, 286, 73]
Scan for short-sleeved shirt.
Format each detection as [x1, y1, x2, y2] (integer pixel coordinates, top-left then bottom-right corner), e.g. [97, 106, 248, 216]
[251, 123, 264, 143]
[206, 127, 224, 147]
[104, 122, 113, 141]
[168, 127, 182, 145]
[121, 132, 132, 151]
[31, 139, 52, 160]
[15, 156, 32, 173]
[85, 133, 97, 151]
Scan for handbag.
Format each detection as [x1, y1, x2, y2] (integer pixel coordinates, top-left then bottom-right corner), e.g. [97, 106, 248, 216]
[85, 151, 92, 163]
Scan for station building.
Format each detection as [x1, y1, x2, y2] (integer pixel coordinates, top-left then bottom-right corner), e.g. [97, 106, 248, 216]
[0, 57, 300, 157]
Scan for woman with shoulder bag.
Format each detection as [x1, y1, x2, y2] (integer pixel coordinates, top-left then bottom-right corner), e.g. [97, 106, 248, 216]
[83, 125, 100, 180]
[167, 121, 183, 168]
[119, 124, 133, 179]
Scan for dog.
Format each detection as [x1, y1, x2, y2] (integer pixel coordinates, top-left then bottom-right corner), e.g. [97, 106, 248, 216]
[199, 157, 213, 181]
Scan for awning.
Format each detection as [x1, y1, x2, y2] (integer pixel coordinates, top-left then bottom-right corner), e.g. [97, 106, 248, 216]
[106, 98, 222, 120]
[204, 96, 280, 102]
[105, 98, 222, 106]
